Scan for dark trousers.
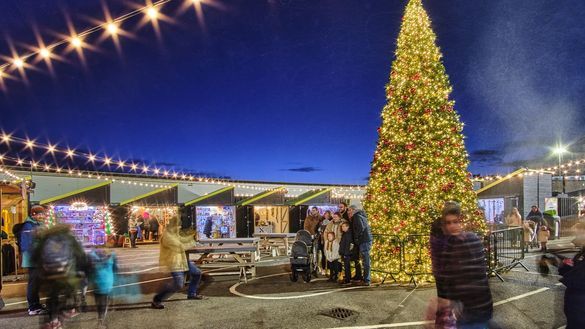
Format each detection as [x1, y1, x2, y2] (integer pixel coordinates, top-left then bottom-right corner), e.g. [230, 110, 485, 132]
[342, 256, 352, 283]
[45, 279, 75, 322]
[26, 267, 41, 310]
[318, 243, 327, 270]
[151, 230, 159, 241]
[144, 229, 150, 240]
[327, 260, 341, 279]
[130, 231, 137, 247]
[94, 293, 109, 321]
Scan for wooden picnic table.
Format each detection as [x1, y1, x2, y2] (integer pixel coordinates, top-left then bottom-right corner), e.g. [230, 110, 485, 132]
[253, 233, 296, 256]
[186, 243, 258, 283]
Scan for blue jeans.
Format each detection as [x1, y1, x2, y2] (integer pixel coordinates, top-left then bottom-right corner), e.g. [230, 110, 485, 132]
[154, 261, 202, 302]
[26, 267, 41, 310]
[359, 241, 372, 283]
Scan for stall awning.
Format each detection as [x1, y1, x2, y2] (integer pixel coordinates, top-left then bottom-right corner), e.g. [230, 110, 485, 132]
[184, 186, 234, 206]
[475, 168, 527, 195]
[119, 184, 178, 206]
[287, 188, 332, 206]
[39, 181, 112, 205]
[237, 186, 286, 206]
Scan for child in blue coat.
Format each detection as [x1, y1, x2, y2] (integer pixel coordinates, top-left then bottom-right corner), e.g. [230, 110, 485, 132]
[87, 248, 118, 328]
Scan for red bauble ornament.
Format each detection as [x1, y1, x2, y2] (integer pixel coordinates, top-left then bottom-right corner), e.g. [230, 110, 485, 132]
[409, 191, 415, 197]
[405, 143, 415, 150]
[412, 73, 421, 81]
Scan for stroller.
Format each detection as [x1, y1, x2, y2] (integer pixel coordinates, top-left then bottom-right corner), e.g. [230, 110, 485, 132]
[289, 230, 318, 283]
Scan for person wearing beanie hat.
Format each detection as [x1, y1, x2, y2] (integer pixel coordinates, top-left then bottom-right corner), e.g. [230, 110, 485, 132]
[22, 205, 48, 315]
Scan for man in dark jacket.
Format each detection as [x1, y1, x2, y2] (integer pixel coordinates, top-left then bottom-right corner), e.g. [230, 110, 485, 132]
[338, 202, 350, 222]
[526, 205, 544, 225]
[21, 205, 48, 315]
[348, 205, 373, 286]
[439, 202, 493, 327]
[149, 216, 160, 241]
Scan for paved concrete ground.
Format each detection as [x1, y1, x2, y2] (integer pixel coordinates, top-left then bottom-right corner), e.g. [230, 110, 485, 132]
[0, 240, 576, 329]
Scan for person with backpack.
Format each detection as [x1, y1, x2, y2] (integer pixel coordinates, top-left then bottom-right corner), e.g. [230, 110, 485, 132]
[87, 247, 118, 329]
[20, 205, 48, 315]
[33, 224, 85, 329]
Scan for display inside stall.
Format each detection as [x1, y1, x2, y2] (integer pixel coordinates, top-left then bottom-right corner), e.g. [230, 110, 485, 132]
[196, 206, 236, 238]
[49, 202, 112, 246]
[254, 206, 289, 233]
[306, 205, 338, 217]
[131, 205, 178, 237]
[478, 198, 504, 224]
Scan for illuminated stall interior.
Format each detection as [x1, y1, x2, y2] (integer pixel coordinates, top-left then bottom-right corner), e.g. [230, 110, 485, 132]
[119, 185, 179, 238]
[40, 181, 112, 246]
[182, 186, 235, 239]
[0, 179, 26, 238]
[236, 187, 288, 237]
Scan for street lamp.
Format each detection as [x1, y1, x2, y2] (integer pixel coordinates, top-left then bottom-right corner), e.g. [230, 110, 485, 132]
[553, 145, 568, 194]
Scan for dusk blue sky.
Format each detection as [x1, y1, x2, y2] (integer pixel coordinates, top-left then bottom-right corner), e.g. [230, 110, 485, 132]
[1, 0, 584, 184]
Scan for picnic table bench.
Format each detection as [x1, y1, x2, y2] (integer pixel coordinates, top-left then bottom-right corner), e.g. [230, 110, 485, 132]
[186, 238, 260, 282]
[253, 233, 296, 256]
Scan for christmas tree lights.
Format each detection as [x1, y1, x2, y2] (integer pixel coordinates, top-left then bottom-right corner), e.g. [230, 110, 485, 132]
[363, 0, 487, 282]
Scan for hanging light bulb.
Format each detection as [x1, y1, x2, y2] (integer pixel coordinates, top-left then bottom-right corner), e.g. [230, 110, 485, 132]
[146, 7, 159, 20]
[13, 57, 24, 68]
[70, 36, 83, 48]
[106, 22, 119, 35]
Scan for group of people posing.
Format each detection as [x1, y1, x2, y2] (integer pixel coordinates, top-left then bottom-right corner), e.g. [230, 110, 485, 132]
[303, 202, 373, 286]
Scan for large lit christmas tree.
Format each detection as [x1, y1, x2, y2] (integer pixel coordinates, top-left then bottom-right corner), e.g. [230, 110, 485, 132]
[363, 0, 486, 281]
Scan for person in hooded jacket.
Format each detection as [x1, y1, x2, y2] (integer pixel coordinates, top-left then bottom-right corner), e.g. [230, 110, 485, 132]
[348, 205, 373, 286]
[151, 217, 207, 309]
[21, 205, 48, 315]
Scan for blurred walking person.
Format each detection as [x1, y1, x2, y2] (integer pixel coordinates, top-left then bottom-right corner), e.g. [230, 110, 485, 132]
[431, 202, 493, 328]
[33, 224, 86, 329]
[87, 248, 118, 329]
[152, 217, 207, 309]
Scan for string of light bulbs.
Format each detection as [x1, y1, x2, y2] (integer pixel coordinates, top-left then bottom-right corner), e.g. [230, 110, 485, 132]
[0, 132, 366, 195]
[0, 0, 211, 88]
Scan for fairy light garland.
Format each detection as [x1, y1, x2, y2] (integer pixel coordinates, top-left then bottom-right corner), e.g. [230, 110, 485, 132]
[0, 133, 367, 197]
[0, 0, 189, 88]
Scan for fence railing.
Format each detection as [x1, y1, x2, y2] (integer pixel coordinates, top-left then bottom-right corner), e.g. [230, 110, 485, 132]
[485, 227, 528, 281]
[372, 227, 527, 285]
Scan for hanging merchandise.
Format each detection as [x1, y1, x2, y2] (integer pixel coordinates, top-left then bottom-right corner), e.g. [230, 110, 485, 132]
[50, 203, 110, 246]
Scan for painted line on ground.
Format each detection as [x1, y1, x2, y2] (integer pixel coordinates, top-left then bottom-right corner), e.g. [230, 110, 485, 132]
[510, 269, 562, 277]
[493, 282, 563, 306]
[1, 266, 233, 308]
[324, 321, 434, 329]
[229, 273, 371, 300]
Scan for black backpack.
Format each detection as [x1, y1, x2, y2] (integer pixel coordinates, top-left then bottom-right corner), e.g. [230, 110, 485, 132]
[41, 234, 73, 277]
[12, 223, 24, 247]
